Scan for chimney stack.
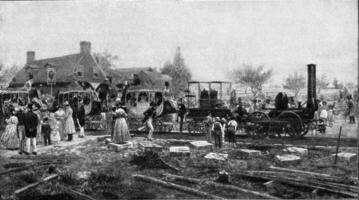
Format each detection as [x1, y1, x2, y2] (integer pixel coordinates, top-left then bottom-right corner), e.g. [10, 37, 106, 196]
[80, 41, 91, 54]
[26, 51, 35, 64]
[307, 64, 317, 110]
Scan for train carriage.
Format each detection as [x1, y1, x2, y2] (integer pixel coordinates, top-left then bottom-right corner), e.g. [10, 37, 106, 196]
[185, 81, 234, 134]
[124, 89, 178, 132]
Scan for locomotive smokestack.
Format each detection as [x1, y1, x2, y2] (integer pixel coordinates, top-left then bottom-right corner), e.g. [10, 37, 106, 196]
[307, 64, 317, 110]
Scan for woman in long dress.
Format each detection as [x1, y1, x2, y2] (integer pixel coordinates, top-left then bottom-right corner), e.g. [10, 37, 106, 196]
[49, 113, 61, 144]
[112, 105, 130, 144]
[55, 106, 66, 140]
[64, 102, 76, 141]
[1, 110, 19, 149]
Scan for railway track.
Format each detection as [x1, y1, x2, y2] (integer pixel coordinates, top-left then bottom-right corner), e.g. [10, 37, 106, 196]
[130, 130, 357, 147]
[133, 172, 357, 199]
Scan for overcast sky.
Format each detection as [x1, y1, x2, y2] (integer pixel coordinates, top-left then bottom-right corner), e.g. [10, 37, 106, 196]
[0, 0, 357, 85]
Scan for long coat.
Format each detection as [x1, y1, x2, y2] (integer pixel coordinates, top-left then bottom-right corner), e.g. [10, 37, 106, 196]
[77, 105, 86, 127]
[24, 111, 39, 138]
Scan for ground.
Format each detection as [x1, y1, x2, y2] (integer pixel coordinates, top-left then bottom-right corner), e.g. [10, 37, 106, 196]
[0, 114, 357, 199]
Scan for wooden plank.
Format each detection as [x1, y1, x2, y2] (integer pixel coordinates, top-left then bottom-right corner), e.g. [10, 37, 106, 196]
[14, 174, 59, 195]
[133, 174, 224, 199]
[0, 164, 37, 176]
[162, 173, 278, 199]
[234, 172, 357, 198]
[269, 166, 358, 183]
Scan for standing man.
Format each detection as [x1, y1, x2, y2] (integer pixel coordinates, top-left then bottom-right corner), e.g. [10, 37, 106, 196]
[347, 95, 356, 124]
[144, 102, 157, 140]
[205, 112, 213, 143]
[77, 99, 86, 138]
[226, 117, 238, 147]
[211, 117, 224, 149]
[178, 99, 186, 133]
[16, 107, 26, 154]
[24, 104, 39, 155]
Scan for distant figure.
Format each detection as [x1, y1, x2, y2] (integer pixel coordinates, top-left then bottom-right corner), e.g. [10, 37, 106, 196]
[55, 106, 66, 140]
[178, 99, 186, 133]
[211, 117, 224, 149]
[41, 116, 52, 146]
[25, 104, 39, 155]
[327, 104, 334, 127]
[205, 112, 213, 143]
[347, 95, 355, 124]
[112, 103, 130, 144]
[0, 109, 19, 150]
[16, 107, 26, 154]
[226, 117, 237, 146]
[64, 101, 76, 141]
[143, 102, 157, 140]
[164, 81, 171, 99]
[49, 113, 61, 144]
[77, 99, 86, 138]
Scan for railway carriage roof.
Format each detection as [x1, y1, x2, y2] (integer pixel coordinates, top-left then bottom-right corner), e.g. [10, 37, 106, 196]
[126, 89, 163, 93]
[188, 81, 232, 84]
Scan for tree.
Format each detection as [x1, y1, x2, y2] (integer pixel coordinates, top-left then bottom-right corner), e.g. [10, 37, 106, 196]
[333, 78, 339, 89]
[93, 50, 119, 74]
[0, 64, 21, 84]
[283, 72, 306, 98]
[161, 47, 192, 96]
[316, 74, 329, 95]
[231, 64, 272, 97]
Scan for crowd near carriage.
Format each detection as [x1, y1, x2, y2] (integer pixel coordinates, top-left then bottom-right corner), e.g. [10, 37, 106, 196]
[0, 63, 345, 141]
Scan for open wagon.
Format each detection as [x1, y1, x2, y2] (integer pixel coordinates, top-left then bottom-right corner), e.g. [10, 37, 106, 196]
[185, 81, 233, 134]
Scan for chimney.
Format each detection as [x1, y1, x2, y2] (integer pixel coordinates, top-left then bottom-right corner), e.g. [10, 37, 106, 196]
[80, 41, 91, 54]
[26, 51, 35, 64]
[307, 64, 317, 110]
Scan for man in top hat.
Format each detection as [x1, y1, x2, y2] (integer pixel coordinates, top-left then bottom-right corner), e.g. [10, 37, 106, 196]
[24, 103, 39, 155]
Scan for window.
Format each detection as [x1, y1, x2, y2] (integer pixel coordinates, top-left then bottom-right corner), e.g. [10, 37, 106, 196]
[138, 92, 149, 103]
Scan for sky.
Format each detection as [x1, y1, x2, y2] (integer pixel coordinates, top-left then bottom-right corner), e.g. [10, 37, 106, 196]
[0, 0, 357, 85]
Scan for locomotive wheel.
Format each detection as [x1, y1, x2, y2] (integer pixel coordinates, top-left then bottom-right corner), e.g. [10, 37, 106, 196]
[277, 111, 305, 138]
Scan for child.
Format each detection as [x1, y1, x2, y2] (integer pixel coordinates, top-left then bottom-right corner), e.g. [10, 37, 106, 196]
[41, 116, 52, 146]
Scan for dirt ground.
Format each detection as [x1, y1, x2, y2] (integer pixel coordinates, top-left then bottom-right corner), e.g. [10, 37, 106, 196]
[0, 130, 357, 199]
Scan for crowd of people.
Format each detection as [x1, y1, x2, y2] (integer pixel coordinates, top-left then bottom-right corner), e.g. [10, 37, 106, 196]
[0, 98, 87, 155]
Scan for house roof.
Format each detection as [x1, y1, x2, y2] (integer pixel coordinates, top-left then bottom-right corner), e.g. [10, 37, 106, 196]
[109, 67, 172, 89]
[8, 53, 107, 88]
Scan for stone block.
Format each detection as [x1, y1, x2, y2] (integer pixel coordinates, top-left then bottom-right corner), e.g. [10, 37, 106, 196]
[139, 142, 163, 152]
[169, 146, 191, 156]
[204, 152, 228, 161]
[228, 159, 248, 170]
[284, 147, 308, 156]
[239, 149, 262, 158]
[275, 154, 301, 163]
[189, 141, 213, 152]
[108, 142, 133, 152]
[332, 152, 357, 162]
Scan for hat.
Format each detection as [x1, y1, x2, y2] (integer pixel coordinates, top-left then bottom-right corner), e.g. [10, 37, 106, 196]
[64, 101, 70, 106]
[215, 117, 220, 122]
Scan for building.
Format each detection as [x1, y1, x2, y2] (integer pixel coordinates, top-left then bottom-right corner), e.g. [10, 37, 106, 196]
[8, 41, 107, 94]
[108, 67, 172, 89]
